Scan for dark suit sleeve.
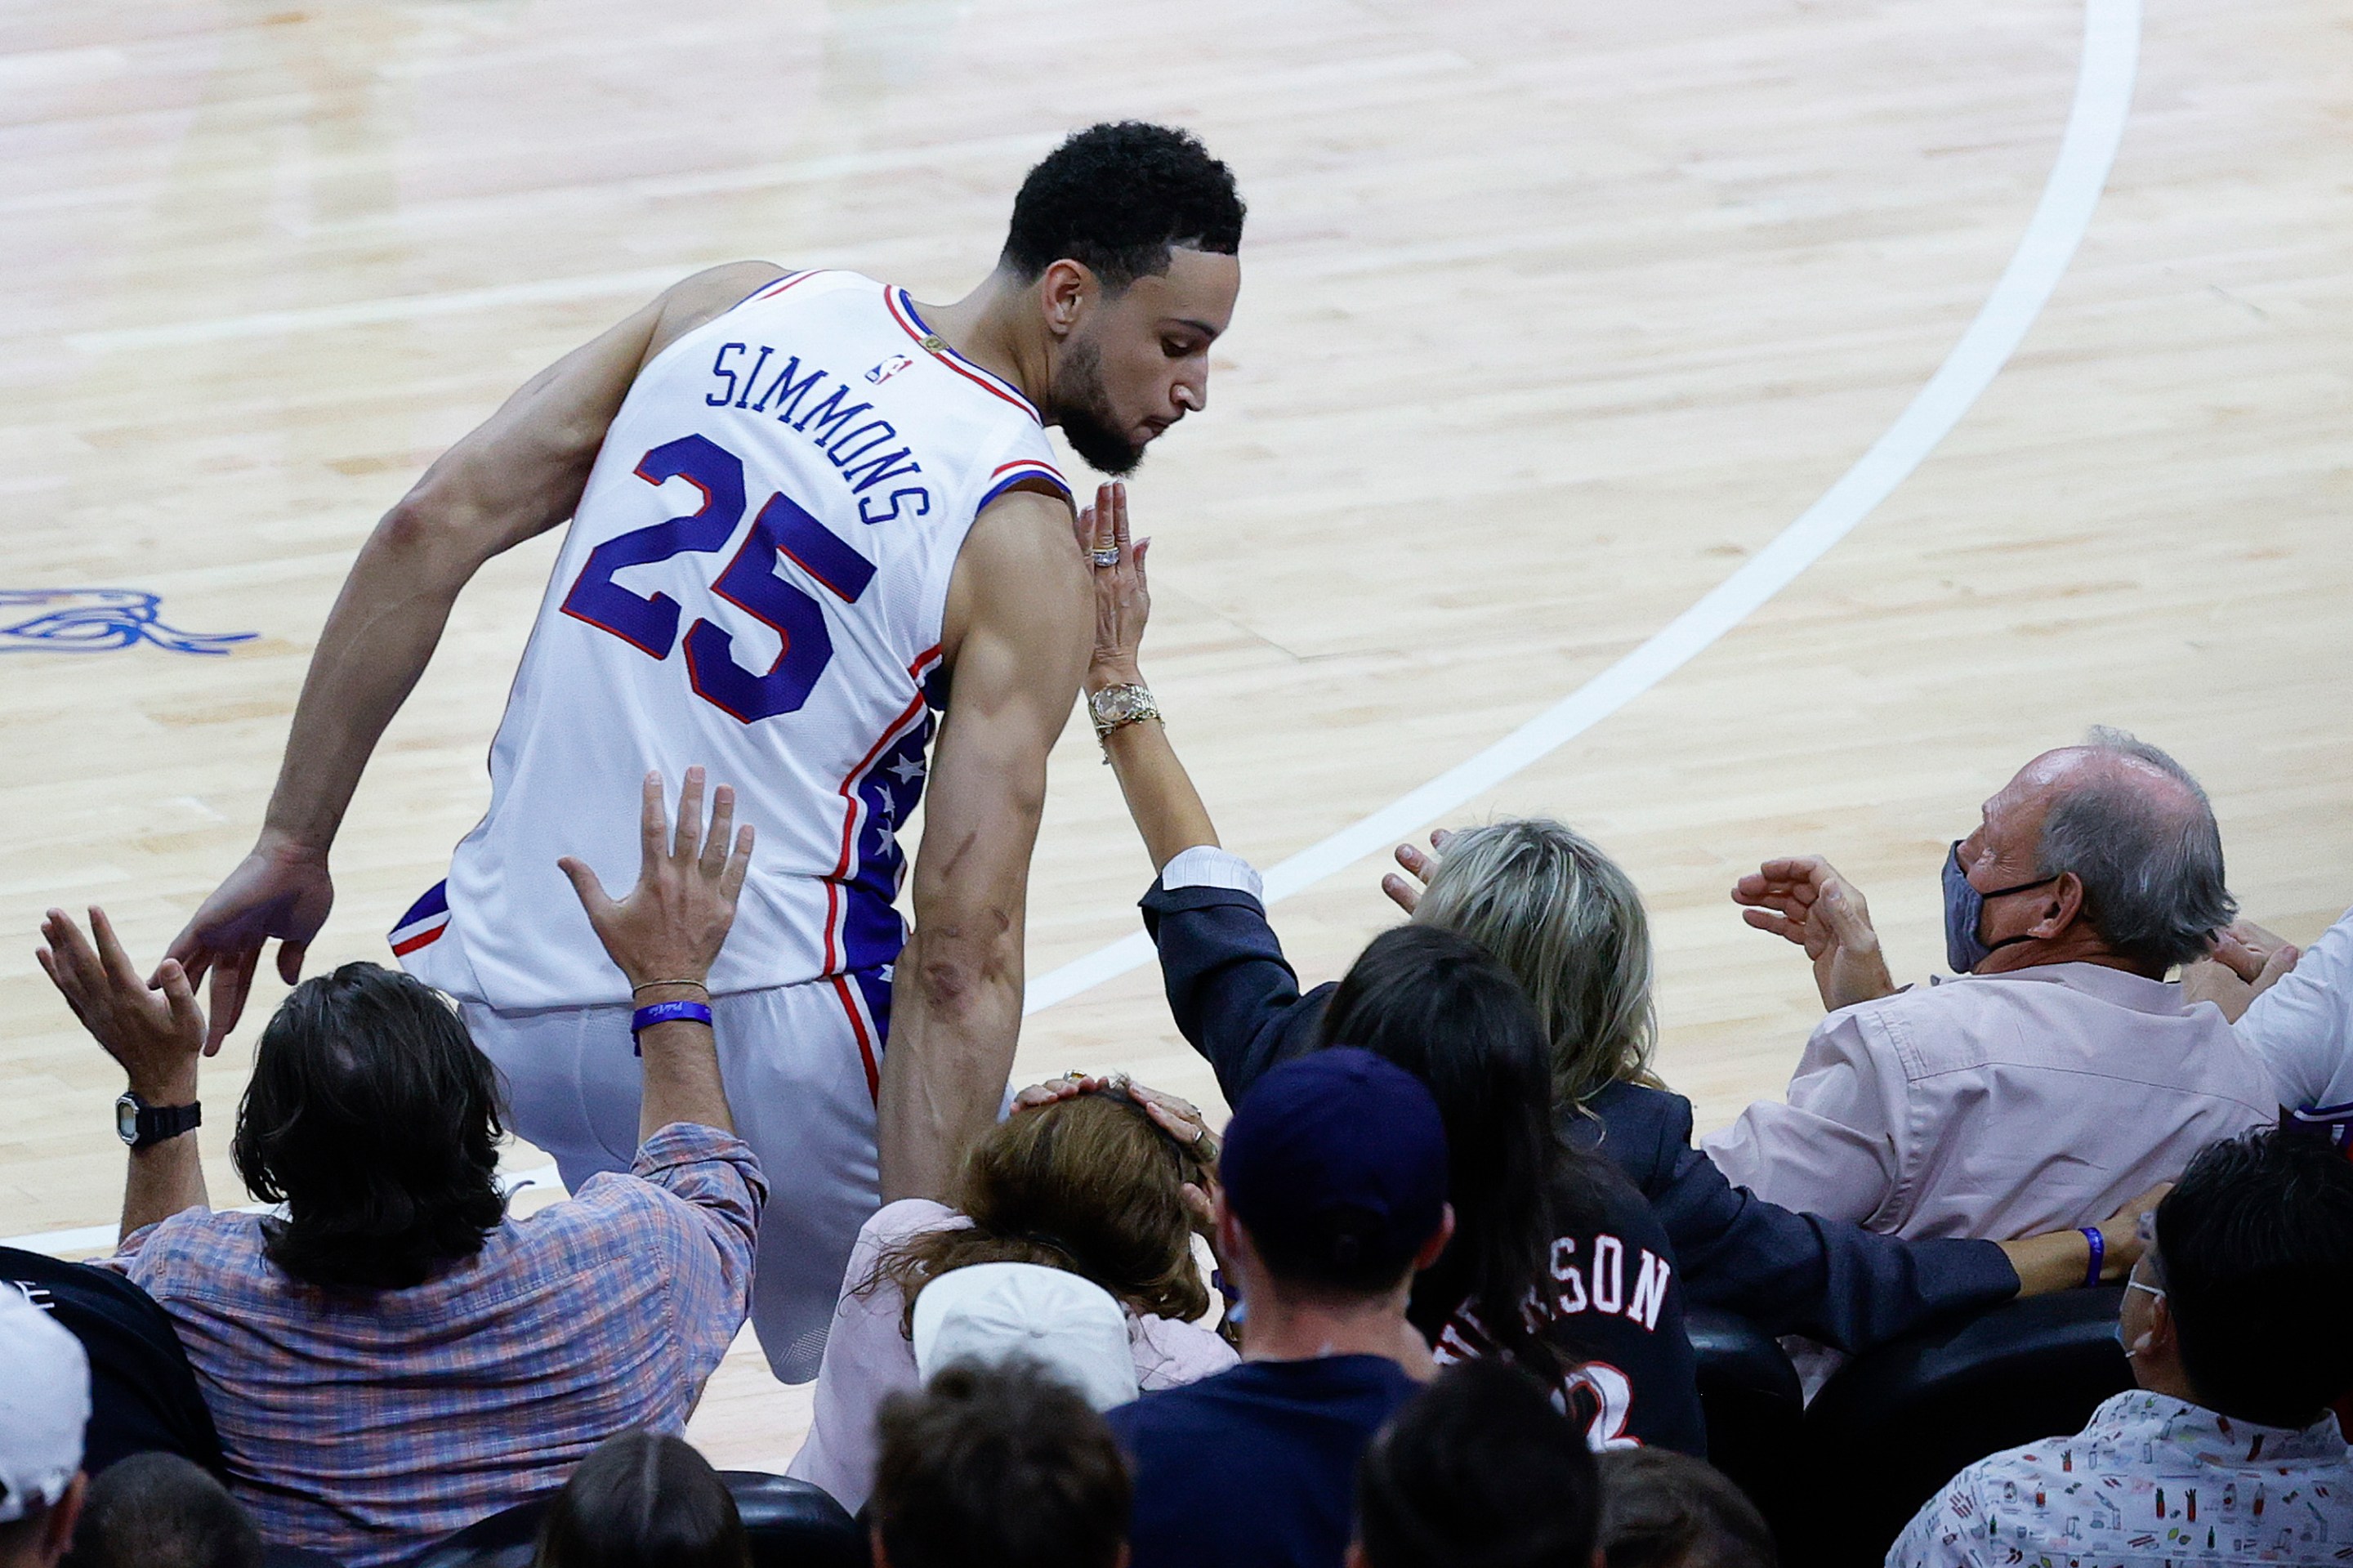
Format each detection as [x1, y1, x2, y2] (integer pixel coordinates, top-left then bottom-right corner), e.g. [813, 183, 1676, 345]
[1641, 1092, 2020, 1351]
[1139, 878, 1332, 1106]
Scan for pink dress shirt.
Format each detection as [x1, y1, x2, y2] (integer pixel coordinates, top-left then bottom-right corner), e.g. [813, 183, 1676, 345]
[1702, 963, 2274, 1240]
[786, 1198, 1236, 1512]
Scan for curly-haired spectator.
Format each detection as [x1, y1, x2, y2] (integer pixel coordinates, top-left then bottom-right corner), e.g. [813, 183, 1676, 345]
[1889, 1127, 2353, 1567]
[789, 1079, 1232, 1512]
[33, 771, 763, 1566]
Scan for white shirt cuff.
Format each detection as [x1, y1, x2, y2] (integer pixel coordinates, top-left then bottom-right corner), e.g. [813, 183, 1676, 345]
[1158, 846, 1265, 901]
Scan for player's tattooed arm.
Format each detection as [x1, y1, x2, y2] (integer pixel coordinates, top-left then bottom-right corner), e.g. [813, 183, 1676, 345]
[880, 486, 1092, 1204]
[167, 262, 784, 1049]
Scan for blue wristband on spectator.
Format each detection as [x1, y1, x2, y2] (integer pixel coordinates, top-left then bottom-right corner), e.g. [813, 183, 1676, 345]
[632, 1000, 713, 1039]
[2079, 1226, 2104, 1289]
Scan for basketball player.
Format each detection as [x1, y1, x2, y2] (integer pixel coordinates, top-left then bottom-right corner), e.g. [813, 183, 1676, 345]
[163, 123, 1245, 1379]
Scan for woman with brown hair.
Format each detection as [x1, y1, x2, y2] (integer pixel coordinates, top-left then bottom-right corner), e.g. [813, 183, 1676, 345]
[785, 1079, 1234, 1512]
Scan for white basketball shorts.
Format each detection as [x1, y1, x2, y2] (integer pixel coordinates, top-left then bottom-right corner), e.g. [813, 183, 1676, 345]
[461, 975, 885, 1384]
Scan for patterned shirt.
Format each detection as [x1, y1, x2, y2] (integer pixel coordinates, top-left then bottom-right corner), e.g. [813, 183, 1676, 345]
[106, 1123, 764, 1567]
[1890, 1390, 2353, 1567]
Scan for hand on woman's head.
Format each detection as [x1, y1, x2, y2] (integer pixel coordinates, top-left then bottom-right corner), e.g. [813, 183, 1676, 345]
[1006, 1074, 1221, 1208]
[1011, 1071, 1116, 1113]
[1126, 1082, 1220, 1164]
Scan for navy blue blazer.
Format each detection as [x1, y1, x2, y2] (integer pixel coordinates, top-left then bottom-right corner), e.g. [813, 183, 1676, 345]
[1139, 877, 2020, 1353]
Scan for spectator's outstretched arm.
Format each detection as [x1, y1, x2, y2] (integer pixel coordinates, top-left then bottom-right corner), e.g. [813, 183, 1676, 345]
[1083, 483, 1220, 866]
[1076, 483, 1328, 1101]
[1997, 1184, 2162, 1294]
[37, 908, 211, 1241]
[882, 487, 1091, 1203]
[163, 261, 787, 1052]
[562, 766, 755, 1142]
[1637, 1090, 2007, 1347]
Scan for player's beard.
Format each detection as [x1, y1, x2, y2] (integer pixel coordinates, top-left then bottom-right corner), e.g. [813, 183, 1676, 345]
[1049, 339, 1145, 476]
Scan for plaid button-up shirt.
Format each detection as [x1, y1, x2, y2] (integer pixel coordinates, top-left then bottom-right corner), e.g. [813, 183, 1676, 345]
[109, 1122, 764, 1567]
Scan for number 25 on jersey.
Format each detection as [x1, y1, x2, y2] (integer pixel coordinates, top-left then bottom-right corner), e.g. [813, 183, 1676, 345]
[560, 432, 877, 724]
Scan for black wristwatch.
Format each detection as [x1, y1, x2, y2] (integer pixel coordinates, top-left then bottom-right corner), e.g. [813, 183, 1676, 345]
[116, 1092, 200, 1151]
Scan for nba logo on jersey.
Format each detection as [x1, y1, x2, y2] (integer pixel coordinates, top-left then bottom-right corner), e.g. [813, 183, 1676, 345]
[867, 354, 915, 385]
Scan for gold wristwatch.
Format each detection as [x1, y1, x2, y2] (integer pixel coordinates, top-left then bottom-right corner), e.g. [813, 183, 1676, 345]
[1088, 682, 1161, 747]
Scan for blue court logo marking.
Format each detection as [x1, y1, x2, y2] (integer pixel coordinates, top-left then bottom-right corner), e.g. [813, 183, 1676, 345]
[0, 589, 257, 656]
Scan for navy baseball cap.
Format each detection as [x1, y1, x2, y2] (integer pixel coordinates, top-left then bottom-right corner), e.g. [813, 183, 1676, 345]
[1221, 1047, 1450, 1288]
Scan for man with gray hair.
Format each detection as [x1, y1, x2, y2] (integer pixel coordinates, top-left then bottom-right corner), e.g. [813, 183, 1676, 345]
[1706, 729, 2273, 1243]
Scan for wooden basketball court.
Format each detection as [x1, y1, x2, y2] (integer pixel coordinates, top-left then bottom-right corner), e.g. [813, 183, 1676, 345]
[5, 0, 2348, 1467]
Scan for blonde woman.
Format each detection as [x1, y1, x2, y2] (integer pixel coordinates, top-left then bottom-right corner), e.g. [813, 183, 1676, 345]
[1077, 482, 2156, 1359]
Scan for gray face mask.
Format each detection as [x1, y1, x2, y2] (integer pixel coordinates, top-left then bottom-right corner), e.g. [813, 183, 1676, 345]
[1942, 841, 2056, 974]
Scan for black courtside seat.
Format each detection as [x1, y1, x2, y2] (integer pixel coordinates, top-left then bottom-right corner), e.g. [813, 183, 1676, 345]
[404, 1470, 863, 1568]
[1795, 1286, 2132, 1568]
[1, 1244, 227, 1480]
[1683, 1307, 1802, 1550]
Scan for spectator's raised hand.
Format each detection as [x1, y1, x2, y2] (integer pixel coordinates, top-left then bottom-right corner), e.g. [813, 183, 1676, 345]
[1380, 829, 1458, 916]
[1732, 855, 1897, 1012]
[2181, 919, 2299, 1022]
[1076, 480, 1152, 690]
[39, 906, 207, 1101]
[559, 767, 753, 993]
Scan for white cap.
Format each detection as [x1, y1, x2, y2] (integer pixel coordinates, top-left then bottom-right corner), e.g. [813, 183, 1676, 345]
[911, 1262, 1141, 1412]
[0, 1286, 90, 1523]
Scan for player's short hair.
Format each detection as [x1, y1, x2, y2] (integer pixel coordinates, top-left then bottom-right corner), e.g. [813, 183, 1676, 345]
[233, 963, 507, 1290]
[870, 1359, 1129, 1568]
[1356, 1360, 1602, 1568]
[2155, 1126, 2353, 1428]
[1596, 1448, 1776, 1568]
[1001, 122, 1244, 289]
[68, 1452, 262, 1568]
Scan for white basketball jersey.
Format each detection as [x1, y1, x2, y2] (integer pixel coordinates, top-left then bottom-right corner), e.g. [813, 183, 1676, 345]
[396, 270, 1069, 1061]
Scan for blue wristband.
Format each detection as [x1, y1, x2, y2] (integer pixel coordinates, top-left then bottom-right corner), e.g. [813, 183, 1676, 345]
[2079, 1226, 2105, 1289]
[631, 1000, 713, 1056]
